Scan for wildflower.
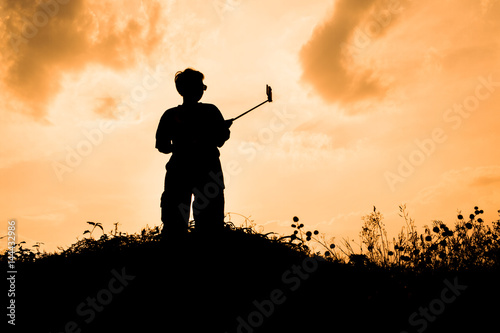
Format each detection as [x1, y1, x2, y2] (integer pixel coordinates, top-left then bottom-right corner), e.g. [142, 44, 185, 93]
[425, 236, 432, 242]
[330, 244, 336, 249]
[465, 223, 473, 230]
[306, 231, 312, 237]
[458, 214, 463, 220]
[433, 227, 440, 233]
[291, 224, 296, 228]
[469, 214, 475, 220]
[474, 206, 479, 210]
[293, 230, 298, 235]
[479, 210, 484, 214]
[478, 218, 484, 223]
[298, 223, 304, 229]
[313, 230, 319, 235]
[293, 216, 299, 222]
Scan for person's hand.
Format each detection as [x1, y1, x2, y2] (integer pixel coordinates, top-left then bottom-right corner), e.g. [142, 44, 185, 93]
[156, 141, 173, 154]
[224, 119, 233, 128]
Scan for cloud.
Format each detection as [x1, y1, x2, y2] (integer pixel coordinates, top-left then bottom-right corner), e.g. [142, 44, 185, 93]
[0, 0, 165, 121]
[481, 0, 500, 16]
[299, 0, 393, 106]
[262, 127, 370, 173]
[94, 96, 119, 119]
[469, 166, 500, 187]
[414, 166, 500, 206]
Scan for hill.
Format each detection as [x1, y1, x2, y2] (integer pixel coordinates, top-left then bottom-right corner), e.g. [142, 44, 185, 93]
[5, 211, 500, 333]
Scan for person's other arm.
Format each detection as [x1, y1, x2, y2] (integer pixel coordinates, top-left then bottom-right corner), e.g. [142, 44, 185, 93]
[155, 111, 173, 154]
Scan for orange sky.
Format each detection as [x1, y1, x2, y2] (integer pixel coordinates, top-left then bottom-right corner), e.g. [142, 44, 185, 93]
[2, 0, 500, 252]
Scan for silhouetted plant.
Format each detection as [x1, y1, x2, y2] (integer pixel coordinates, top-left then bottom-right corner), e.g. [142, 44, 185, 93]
[277, 216, 311, 254]
[83, 221, 104, 238]
[359, 206, 389, 266]
[280, 216, 345, 261]
[1, 207, 498, 273]
[225, 212, 263, 234]
[32, 242, 44, 255]
[338, 205, 500, 272]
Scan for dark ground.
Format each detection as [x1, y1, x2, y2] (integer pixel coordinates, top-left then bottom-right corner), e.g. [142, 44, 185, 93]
[10, 228, 500, 333]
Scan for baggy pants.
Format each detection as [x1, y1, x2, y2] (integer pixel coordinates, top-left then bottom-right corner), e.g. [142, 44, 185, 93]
[160, 160, 225, 239]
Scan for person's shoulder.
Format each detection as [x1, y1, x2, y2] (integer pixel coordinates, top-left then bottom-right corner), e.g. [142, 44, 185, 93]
[165, 105, 182, 113]
[160, 105, 182, 119]
[198, 102, 216, 108]
[199, 103, 221, 113]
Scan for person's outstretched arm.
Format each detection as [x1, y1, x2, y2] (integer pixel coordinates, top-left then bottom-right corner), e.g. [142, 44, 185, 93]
[212, 105, 231, 147]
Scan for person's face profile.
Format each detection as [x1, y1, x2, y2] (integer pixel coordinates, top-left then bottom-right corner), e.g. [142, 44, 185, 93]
[186, 79, 206, 102]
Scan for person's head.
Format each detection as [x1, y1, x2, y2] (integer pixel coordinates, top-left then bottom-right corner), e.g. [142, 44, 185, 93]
[174, 68, 207, 103]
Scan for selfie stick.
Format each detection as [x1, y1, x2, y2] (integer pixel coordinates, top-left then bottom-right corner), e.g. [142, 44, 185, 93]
[230, 85, 272, 121]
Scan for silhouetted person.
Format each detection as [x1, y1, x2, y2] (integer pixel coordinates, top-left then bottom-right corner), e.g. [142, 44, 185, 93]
[156, 68, 231, 241]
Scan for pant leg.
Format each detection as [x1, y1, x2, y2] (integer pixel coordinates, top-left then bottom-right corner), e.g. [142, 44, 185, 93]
[192, 164, 225, 233]
[161, 168, 192, 239]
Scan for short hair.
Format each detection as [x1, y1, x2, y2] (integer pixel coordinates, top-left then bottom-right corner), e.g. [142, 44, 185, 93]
[174, 68, 205, 96]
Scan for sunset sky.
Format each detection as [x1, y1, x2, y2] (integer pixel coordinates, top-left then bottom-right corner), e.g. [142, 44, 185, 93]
[2, 0, 500, 252]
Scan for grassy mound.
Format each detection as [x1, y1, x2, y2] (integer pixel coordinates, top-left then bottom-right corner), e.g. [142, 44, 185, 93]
[4, 208, 500, 332]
